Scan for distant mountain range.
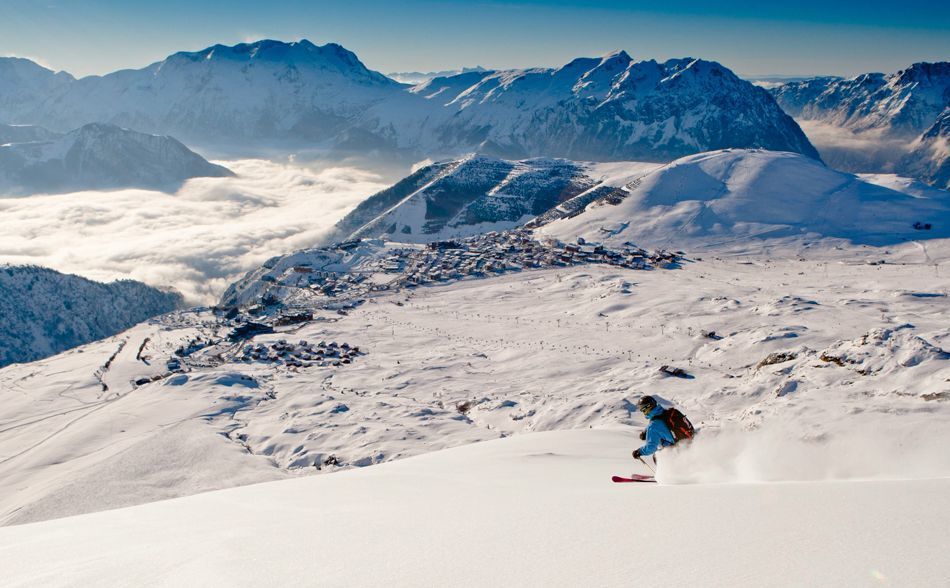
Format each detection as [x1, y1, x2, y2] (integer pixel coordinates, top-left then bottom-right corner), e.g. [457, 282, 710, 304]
[0, 40, 818, 163]
[770, 63, 950, 187]
[771, 63, 948, 138]
[0, 266, 182, 367]
[387, 66, 487, 85]
[0, 122, 233, 194]
[366, 51, 819, 162]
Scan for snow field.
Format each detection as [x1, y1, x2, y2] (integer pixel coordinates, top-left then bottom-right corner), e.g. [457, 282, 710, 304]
[0, 429, 947, 587]
[1, 251, 947, 525]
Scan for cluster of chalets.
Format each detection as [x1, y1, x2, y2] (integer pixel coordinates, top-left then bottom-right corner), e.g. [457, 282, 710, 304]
[382, 231, 681, 286]
[261, 229, 682, 309]
[238, 339, 361, 368]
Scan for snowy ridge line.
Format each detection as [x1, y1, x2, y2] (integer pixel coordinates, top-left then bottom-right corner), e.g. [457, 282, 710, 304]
[347, 159, 467, 240]
[0, 41, 819, 162]
[0, 122, 232, 195]
[335, 156, 599, 245]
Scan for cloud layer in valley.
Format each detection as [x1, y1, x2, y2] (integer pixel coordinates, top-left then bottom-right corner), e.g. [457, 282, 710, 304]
[0, 159, 390, 304]
[797, 120, 912, 173]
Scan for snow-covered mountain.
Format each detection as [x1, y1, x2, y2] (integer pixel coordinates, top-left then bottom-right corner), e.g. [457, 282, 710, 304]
[367, 52, 820, 161]
[324, 148, 947, 250]
[769, 63, 949, 186]
[540, 149, 950, 250]
[0, 57, 74, 123]
[771, 63, 949, 138]
[325, 155, 612, 244]
[3, 40, 405, 144]
[0, 266, 182, 367]
[903, 108, 950, 190]
[0, 42, 819, 162]
[0, 122, 233, 194]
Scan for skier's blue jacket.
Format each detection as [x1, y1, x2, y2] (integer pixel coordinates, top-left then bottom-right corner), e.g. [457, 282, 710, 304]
[639, 405, 676, 457]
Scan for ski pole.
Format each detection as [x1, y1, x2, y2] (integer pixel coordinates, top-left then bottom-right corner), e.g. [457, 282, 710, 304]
[637, 456, 656, 474]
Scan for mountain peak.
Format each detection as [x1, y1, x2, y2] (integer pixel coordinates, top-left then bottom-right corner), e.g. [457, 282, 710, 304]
[165, 39, 382, 75]
[0, 56, 75, 81]
[894, 61, 950, 84]
[153, 39, 399, 88]
[600, 49, 632, 64]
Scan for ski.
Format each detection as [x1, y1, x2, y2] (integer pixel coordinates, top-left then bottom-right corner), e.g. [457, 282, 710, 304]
[612, 474, 656, 483]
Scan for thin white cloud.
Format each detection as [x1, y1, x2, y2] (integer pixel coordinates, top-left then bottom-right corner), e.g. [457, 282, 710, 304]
[0, 159, 388, 305]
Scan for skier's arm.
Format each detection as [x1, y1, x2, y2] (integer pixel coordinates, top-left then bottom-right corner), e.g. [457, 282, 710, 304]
[637, 424, 663, 457]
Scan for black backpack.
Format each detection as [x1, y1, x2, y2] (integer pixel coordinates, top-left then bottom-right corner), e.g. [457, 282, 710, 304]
[657, 408, 695, 442]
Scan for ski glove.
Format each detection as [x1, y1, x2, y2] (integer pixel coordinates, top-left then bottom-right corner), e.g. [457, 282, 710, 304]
[639, 431, 646, 441]
[632, 449, 642, 459]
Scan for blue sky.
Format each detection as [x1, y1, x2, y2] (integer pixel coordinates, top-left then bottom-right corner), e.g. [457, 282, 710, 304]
[1, 0, 946, 78]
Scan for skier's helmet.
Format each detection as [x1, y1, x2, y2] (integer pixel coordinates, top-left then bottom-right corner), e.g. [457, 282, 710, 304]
[637, 395, 658, 415]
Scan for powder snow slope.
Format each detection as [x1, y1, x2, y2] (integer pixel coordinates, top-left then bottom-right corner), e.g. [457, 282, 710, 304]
[540, 149, 950, 251]
[0, 428, 947, 587]
[0, 122, 233, 194]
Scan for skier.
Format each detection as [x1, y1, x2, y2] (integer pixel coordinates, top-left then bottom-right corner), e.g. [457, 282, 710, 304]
[612, 396, 694, 483]
[631, 395, 694, 461]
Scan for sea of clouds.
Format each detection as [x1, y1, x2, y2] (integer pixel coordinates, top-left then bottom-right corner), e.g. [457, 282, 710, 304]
[0, 159, 391, 304]
[797, 120, 911, 174]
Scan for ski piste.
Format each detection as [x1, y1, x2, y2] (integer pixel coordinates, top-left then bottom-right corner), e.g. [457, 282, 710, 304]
[612, 474, 656, 483]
